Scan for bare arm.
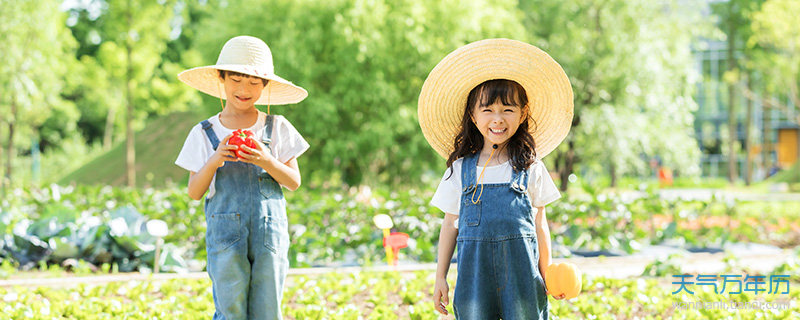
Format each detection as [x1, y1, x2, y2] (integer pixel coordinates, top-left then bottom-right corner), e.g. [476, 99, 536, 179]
[536, 206, 565, 299]
[187, 134, 237, 200]
[433, 213, 458, 315]
[536, 206, 552, 275]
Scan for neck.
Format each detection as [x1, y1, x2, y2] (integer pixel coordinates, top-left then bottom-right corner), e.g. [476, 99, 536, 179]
[221, 106, 258, 117]
[478, 143, 509, 166]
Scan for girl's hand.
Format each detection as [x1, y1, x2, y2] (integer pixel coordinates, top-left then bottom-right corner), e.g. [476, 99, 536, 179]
[543, 279, 567, 300]
[210, 134, 239, 167]
[433, 278, 450, 315]
[238, 139, 276, 168]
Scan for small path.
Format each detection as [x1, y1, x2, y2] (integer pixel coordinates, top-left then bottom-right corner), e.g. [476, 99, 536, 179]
[1, 249, 795, 288]
[655, 189, 800, 202]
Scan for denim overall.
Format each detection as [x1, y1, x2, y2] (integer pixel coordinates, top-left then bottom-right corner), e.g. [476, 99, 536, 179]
[201, 115, 290, 320]
[454, 153, 548, 320]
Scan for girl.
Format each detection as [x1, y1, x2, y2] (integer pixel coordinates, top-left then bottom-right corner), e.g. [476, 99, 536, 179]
[418, 39, 574, 319]
[175, 36, 310, 320]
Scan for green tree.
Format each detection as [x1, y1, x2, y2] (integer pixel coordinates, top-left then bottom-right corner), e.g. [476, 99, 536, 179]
[749, 0, 800, 125]
[64, 0, 182, 187]
[0, 0, 77, 189]
[192, 0, 527, 185]
[520, 0, 706, 190]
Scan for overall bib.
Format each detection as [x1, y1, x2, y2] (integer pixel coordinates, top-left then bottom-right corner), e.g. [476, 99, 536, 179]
[201, 115, 290, 320]
[454, 153, 548, 320]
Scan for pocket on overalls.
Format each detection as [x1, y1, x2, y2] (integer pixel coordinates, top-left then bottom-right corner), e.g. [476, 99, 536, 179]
[461, 200, 481, 227]
[258, 172, 278, 198]
[263, 215, 286, 254]
[206, 212, 241, 252]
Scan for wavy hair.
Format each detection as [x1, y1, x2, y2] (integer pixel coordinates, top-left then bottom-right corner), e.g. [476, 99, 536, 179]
[446, 79, 537, 178]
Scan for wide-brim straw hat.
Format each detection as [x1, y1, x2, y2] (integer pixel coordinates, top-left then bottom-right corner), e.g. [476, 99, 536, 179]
[178, 35, 307, 105]
[418, 38, 573, 159]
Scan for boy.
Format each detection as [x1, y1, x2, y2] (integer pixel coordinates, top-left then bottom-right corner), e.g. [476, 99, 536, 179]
[175, 35, 309, 320]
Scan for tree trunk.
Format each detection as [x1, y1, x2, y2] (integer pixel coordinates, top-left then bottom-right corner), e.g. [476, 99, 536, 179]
[610, 161, 617, 188]
[558, 138, 576, 192]
[104, 104, 116, 150]
[726, 15, 738, 183]
[744, 74, 753, 185]
[6, 98, 16, 188]
[125, 0, 136, 188]
[763, 99, 772, 174]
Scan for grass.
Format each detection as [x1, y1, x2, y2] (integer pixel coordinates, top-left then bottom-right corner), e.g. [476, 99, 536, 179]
[58, 112, 204, 188]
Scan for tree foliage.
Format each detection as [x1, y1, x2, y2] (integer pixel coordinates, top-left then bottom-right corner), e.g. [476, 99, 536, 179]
[0, 0, 77, 188]
[520, 0, 706, 188]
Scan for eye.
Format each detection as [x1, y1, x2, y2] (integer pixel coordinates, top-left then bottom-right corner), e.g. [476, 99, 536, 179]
[231, 78, 241, 82]
[250, 82, 260, 85]
[504, 108, 516, 112]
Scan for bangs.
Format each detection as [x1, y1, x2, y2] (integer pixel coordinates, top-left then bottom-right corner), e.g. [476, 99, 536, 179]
[218, 70, 268, 83]
[474, 79, 527, 108]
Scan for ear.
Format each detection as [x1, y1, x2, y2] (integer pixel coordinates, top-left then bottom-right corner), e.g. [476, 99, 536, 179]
[520, 104, 530, 121]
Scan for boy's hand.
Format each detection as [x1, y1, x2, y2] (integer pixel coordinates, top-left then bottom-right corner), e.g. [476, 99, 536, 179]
[433, 278, 450, 315]
[211, 134, 239, 167]
[238, 140, 276, 168]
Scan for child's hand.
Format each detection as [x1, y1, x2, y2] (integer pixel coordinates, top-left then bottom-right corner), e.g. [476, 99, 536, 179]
[211, 134, 239, 167]
[543, 281, 567, 300]
[433, 278, 450, 315]
[238, 139, 276, 168]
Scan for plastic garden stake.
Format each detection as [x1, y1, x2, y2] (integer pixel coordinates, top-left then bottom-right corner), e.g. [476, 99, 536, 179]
[383, 232, 409, 265]
[146, 219, 168, 273]
[373, 214, 394, 265]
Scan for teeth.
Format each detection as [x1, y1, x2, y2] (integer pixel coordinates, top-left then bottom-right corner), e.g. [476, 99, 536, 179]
[490, 128, 505, 133]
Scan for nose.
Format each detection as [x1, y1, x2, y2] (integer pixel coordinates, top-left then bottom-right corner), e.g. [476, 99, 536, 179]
[491, 112, 504, 124]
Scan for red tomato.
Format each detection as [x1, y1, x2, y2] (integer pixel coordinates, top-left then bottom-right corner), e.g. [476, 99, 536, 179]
[229, 129, 257, 158]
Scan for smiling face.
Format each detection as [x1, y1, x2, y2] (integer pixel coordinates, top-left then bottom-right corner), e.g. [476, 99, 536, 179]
[473, 100, 524, 149]
[469, 81, 528, 151]
[219, 71, 267, 110]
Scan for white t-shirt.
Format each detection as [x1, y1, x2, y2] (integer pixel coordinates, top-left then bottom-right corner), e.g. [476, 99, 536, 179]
[430, 157, 561, 215]
[175, 111, 310, 198]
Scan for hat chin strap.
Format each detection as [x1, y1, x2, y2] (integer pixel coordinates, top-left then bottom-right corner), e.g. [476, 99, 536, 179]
[266, 81, 271, 115]
[218, 81, 225, 110]
[471, 144, 499, 204]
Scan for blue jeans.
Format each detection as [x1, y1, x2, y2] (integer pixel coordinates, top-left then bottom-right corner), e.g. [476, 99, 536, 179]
[454, 153, 548, 320]
[203, 122, 289, 320]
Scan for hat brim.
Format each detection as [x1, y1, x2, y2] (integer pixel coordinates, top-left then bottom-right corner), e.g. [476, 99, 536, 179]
[178, 65, 308, 105]
[418, 39, 574, 159]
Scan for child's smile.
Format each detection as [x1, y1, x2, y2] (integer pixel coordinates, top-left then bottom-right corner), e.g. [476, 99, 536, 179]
[222, 74, 265, 109]
[473, 100, 523, 149]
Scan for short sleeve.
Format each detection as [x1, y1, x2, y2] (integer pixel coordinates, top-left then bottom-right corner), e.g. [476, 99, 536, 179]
[273, 115, 310, 163]
[430, 166, 462, 215]
[175, 124, 210, 173]
[529, 161, 561, 207]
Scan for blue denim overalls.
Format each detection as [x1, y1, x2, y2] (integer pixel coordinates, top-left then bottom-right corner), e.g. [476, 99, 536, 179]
[454, 153, 548, 319]
[201, 115, 290, 320]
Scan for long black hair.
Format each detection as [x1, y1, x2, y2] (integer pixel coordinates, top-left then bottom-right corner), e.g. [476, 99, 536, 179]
[446, 79, 537, 178]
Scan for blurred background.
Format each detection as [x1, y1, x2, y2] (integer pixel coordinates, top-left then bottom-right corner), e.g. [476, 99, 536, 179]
[0, 0, 797, 191]
[1, 1, 799, 318]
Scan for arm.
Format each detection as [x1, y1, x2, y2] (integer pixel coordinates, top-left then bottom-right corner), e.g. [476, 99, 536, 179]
[187, 134, 237, 200]
[239, 142, 302, 191]
[536, 206, 565, 299]
[433, 213, 458, 315]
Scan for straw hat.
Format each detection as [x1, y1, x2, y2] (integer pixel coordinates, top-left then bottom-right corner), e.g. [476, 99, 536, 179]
[418, 39, 573, 159]
[178, 35, 307, 105]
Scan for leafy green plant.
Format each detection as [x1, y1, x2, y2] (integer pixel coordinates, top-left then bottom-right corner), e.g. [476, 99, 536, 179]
[641, 253, 684, 277]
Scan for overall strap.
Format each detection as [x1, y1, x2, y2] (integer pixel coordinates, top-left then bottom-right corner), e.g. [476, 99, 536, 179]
[261, 114, 274, 152]
[509, 164, 529, 193]
[461, 153, 479, 193]
[200, 120, 221, 150]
